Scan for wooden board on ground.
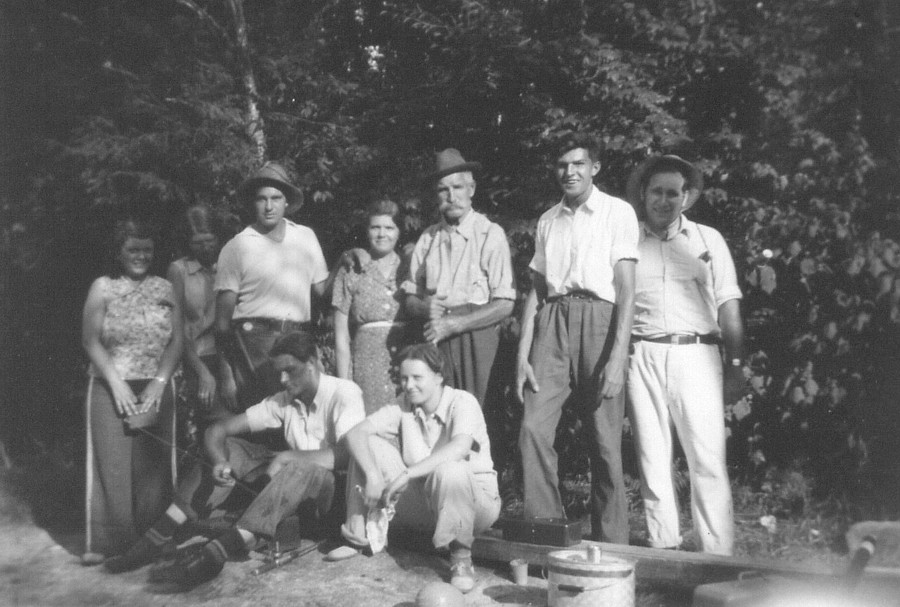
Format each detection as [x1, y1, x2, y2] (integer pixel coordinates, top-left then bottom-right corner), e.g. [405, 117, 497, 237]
[472, 529, 900, 590]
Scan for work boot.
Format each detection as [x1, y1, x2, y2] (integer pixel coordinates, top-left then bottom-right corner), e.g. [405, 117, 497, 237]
[449, 558, 476, 594]
[149, 542, 224, 590]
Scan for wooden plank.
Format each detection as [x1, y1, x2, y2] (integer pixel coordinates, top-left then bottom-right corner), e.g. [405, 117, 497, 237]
[472, 529, 900, 590]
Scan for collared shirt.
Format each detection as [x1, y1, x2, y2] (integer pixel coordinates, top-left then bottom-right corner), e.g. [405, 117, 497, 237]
[632, 217, 742, 338]
[244, 374, 366, 452]
[169, 257, 216, 358]
[401, 210, 516, 307]
[366, 386, 495, 474]
[215, 220, 329, 322]
[530, 186, 639, 303]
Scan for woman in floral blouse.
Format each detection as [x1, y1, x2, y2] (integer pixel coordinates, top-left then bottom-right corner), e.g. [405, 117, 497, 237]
[81, 218, 183, 564]
[332, 200, 416, 414]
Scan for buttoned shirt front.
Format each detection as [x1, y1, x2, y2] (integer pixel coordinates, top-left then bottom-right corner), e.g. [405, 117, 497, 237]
[366, 386, 495, 474]
[530, 186, 639, 303]
[401, 210, 516, 307]
[244, 374, 366, 452]
[632, 217, 742, 338]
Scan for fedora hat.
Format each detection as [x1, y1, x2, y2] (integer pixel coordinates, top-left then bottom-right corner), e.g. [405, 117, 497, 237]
[626, 154, 704, 218]
[238, 162, 304, 212]
[427, 148, 482, 183]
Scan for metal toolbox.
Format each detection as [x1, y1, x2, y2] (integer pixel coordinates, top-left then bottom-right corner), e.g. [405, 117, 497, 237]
[498, 517, 583, 547]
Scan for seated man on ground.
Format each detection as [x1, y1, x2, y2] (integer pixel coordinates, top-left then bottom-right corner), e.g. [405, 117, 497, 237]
[104, 331, 365, 590]
[332, 343, 501, 594]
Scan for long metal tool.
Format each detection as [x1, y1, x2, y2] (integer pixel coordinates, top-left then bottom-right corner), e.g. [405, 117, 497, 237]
[251, 539, 327, 576]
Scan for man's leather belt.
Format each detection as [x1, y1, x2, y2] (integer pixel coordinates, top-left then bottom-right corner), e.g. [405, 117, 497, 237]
[631, 334, 720, 345]
[546, 290, 601, 303]
[235, 318, 315, 333]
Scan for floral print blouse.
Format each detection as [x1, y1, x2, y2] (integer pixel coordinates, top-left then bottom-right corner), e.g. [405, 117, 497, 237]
[90, 275, 175, 380]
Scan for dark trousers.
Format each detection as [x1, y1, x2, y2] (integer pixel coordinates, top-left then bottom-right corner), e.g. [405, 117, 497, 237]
[439, 303, 501, 408]
[518, 298, 628, 544]
[174, 437, 334, 538]
[228, 322, 286, 411]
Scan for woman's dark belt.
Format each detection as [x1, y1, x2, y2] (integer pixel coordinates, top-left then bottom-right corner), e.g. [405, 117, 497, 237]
[631, 333, 720, 345]
[234, 317, 316, 333]
[546, 290, 601, 303]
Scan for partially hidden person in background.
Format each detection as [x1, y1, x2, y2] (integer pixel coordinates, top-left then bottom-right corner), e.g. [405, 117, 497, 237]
[104, 331, 365, 591]
[335, 343, 500, 595]
[214, 162, 330, 413]
[402, 149, 516, 408]
[167, 205, 232, 440]
[81, 218, 184, 564]
[332, 199, 417, 415]
[517, 134, 638, 544]
[625, 154, 743, 555]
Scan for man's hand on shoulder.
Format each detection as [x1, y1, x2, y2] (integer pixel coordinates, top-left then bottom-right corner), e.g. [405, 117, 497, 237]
[340, 248, 370, 273]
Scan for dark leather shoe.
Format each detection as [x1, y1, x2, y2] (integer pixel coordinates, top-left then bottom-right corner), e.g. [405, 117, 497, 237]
[104, 537, 167, 573]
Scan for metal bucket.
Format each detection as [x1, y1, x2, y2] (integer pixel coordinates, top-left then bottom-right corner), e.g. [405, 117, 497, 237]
[547, 547, 634, 607]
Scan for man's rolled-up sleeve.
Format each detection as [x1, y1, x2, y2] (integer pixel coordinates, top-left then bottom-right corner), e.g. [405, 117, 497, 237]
[245, 397, 284, 433]
[484, 224, 516, 301]
[332, 383, 367, 442]
[610, 205, 640, 264]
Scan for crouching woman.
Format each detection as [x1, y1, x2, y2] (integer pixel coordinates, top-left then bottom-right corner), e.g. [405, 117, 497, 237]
[337, 343, 500, 594]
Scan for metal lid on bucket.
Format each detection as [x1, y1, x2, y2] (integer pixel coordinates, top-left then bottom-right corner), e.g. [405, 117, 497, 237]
[548, 548, 634, 577]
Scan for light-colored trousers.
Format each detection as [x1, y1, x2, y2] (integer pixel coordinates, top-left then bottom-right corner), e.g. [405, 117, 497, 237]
[342, 437, 501, 549]
[626, 341, 734, 555]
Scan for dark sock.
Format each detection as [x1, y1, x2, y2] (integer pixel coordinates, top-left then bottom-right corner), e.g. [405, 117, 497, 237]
[448, 541, 472, 564]
[146, 513, 179, 546]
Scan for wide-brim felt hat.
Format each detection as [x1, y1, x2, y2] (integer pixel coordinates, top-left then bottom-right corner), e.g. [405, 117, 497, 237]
[238, 161, 304, 212]
[427, 148, 482, 183]
[626, 154, 704, 214]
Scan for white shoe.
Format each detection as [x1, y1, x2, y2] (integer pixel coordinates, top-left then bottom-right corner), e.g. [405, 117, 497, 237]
[325, 544, 361, 562]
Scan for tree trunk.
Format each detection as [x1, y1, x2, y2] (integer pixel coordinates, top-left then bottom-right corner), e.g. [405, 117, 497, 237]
[224, 0, 267, 164]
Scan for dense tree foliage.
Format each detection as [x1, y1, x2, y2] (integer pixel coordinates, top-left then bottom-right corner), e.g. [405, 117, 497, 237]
[1, 0, 898, 514]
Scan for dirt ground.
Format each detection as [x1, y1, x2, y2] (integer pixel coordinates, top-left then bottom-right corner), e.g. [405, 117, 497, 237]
[4, 461, 897, 607]
[0, 465, 555, 607]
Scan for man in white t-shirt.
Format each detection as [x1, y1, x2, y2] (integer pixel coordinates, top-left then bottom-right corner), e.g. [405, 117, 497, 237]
[104, 331, 365, 589]
[214, 162, 330, 411]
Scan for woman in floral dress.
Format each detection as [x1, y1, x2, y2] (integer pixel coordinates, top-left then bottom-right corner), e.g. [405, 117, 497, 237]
[81, 218, 183, 563]
[333, 200, 415, 414]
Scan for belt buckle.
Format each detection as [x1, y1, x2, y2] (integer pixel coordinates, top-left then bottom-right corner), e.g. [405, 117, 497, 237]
[669, 335, 680, 345]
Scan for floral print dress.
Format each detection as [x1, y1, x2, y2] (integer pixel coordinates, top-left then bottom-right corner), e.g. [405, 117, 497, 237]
[333, 253, 418, 415]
